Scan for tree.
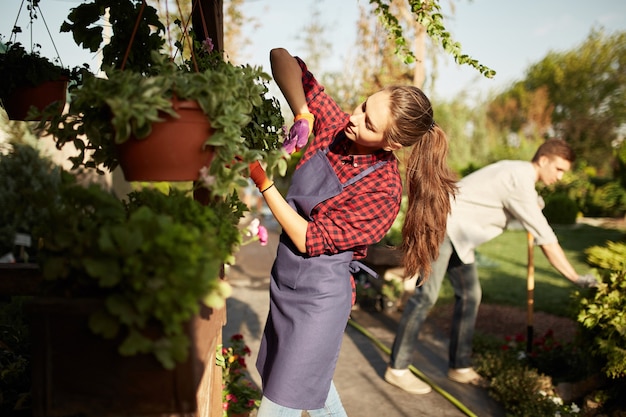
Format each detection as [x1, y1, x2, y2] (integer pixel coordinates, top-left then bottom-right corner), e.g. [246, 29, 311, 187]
[522, 29, 626, 174]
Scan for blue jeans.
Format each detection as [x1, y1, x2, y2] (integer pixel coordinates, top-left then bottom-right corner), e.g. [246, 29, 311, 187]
[256, 381, 347, 417]
[390, 235, 482, 369]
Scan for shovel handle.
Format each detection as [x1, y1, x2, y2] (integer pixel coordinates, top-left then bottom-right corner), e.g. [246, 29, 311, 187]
[526, 232, 535, 352]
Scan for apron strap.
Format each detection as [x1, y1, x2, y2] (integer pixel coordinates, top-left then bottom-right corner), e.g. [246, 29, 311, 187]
[349, 260, 379, 279]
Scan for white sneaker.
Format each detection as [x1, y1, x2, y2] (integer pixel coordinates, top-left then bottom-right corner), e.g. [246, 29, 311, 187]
[447, 367, 487, 387]
[384, 367, 432, 394]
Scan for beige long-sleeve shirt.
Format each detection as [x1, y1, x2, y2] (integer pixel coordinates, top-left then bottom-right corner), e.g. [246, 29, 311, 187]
[446, 160, 557, 264]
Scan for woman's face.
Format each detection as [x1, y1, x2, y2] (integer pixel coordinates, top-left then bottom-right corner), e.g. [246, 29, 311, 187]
[344, 90, 394, 153]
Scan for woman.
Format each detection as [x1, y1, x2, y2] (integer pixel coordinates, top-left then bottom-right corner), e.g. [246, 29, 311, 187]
[247, 47, 457, 416]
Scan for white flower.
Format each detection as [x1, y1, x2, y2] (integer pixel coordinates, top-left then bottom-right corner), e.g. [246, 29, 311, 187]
[551, 396, 563, 405]
[569, 403, 580, 413]
[246, 218, 260, 237]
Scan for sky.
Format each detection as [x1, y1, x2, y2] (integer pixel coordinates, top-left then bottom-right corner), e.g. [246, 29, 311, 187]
[1, 0, 625, 103]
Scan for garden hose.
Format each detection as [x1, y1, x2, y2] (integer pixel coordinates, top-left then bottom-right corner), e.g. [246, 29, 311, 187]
[347, 318, 478, 417]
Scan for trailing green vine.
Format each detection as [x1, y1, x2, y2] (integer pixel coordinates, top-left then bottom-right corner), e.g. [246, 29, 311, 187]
[370, 0, 496, 78]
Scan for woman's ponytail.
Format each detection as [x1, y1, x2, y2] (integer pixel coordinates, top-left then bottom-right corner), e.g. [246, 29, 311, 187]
[400, 125, 457, 281]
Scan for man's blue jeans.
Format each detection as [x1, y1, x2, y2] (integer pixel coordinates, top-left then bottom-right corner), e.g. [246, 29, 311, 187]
[390, 235, 482, 369]
[256, 381, 347, 417]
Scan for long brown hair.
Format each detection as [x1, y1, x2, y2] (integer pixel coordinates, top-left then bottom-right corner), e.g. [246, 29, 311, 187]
[384, 86, 457, 282]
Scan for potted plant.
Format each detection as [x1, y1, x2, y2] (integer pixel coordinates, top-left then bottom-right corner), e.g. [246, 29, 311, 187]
[217, 334, 262, 417]
[41, 0, 287, 195]
[0, 0, 87, 121]
[0, 40, 83, 121]
[0, 140, 268, 415]
[33, 177, 243, 369]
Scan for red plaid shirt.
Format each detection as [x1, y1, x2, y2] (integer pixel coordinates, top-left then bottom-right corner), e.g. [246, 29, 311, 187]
[295, 57, 402, 260]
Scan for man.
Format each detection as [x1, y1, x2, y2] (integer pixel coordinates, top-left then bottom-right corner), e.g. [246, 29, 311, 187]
[384, 139, 595, 394]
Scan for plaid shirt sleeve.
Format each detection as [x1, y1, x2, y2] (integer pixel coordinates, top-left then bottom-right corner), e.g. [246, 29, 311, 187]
[306, 160, 402, 259]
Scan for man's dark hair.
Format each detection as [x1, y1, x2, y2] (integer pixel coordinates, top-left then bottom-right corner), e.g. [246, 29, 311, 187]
[531, 139, 576, 163]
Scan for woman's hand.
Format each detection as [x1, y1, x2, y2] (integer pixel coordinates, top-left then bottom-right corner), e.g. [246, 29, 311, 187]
[249, 161, 274, 193]
[283, 113, 314, 153]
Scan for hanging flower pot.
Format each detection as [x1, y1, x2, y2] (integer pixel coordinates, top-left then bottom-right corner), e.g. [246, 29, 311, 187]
[117, 98, 216, 182]
[3, 77, 68, 121]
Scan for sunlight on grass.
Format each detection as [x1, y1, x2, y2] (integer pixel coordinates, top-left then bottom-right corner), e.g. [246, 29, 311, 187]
[436, 223, 624, 317]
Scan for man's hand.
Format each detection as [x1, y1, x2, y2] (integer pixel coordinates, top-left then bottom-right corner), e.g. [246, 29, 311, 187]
[575, 273, 598, 288]
[248, 161, 274, 193]
[283, 113, 314, 154]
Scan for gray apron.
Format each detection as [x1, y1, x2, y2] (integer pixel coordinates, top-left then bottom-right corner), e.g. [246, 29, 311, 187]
[256, 142, 385, 409]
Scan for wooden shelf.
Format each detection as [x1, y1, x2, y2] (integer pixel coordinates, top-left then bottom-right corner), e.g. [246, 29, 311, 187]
[0, 263, 42, 295]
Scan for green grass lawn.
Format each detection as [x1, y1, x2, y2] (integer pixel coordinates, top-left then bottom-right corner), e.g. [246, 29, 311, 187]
[436, 223, 625, 317]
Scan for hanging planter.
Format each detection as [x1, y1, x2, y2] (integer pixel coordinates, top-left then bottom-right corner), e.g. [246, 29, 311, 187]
[45, 0, 286, 195]
[1, 1, 84, 121]
[117, 98, 216, 181]
[3, 77, 68, 121]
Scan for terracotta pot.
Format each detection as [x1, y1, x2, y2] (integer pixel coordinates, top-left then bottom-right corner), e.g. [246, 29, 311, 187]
[117, 99, 215, 182]
[3, 78, 68, 121]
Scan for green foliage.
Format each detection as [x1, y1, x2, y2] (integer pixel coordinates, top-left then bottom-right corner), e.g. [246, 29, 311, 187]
[61, 0, 165, 74]
[218, 334, 262, 416]
[585, 241, 626, 271]
[380, 278, 403, 302]
[42, 0, 287, 198]
[522, 29, 626, 173]
[542, 193, 579, 225]
[474, 331, 586, 417]
[35, 182, 244, 369]
[578, 241, 626, 379]
[0, 297, 31, 415]
[0, 41, 71, 100]
[584, 181, 626, 218]
[538, 167, 626, 219]
[369, 0, 495, 78]
[0, 142, 63, 258]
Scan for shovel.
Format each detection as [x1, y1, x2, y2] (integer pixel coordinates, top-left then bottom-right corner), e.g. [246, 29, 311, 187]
[526, 232, 535, 353]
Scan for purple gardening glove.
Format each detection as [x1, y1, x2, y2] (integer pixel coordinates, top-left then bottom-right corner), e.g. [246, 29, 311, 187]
[283, 113, 315, 154]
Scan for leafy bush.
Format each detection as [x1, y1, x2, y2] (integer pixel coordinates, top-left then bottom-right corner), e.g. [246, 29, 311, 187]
[543, 193, 579, 225]
[584, 181, 626, 218]
[578, 241, 626, 379]
[539, 168, 626, 218]
[474, 331, 585, 417]
[475, 352, 576, 417]
[0, 297, 31, 416]
[0, 142, 63, 259]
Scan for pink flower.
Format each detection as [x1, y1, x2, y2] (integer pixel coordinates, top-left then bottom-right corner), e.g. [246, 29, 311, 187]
[202, 37, 214, 53]
[258, 225, 268, 246]
[198, 166, 215, 188]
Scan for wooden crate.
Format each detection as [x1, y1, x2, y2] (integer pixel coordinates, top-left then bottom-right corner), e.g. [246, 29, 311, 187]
[27, 297, 225, 417]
